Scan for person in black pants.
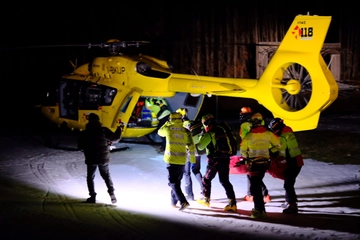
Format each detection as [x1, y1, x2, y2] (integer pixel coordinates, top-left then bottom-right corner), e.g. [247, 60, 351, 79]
[77, 113, 122, 204]
[196, 114, 237, 212]
[268, 118, 304, 214]
[240, 113, 281, 218]
[239, 107, 270, 203]
[158, 112, 196, 211]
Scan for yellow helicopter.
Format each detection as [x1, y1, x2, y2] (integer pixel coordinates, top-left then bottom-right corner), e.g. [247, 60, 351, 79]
[41, 14, 338, 147]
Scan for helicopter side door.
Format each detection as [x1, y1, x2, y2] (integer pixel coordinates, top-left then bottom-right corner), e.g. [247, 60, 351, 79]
[119, 90, 158, 139]
[59, 80, 80, 120]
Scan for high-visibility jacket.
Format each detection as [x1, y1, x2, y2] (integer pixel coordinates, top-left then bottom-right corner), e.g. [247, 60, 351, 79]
[278, 126, 304, 166]
[197, 131, 216, 156]
[240, 126, 281, 159]
[158, 119, 195, 165]
[157, 105, 171, 121]
[240, 122, 252, 140]
[239, 113, 252, 139]
[145, 98, 160, 116]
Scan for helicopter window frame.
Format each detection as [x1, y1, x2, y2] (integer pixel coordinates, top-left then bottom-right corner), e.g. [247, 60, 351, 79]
[120, 96, 132, 113]
[59, 80, 80, 120]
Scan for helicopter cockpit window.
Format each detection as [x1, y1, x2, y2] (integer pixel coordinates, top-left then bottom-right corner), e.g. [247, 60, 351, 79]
[79, 84, 117, 110]
[81, 87, 101, 110]
[104, 89, 116, 105]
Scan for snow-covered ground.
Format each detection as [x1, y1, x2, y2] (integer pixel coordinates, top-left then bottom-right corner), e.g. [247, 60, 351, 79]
[0, 120, 359, 240]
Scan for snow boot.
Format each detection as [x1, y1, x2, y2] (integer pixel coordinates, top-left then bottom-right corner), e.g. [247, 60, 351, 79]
[250, 208, 267, 218]
[243, 195, 253, 202]
[86, 193, 96, 203]
[263, 194, 271, 203]
[179, 202, 190, 211]
[224, 199, 237, 212]
[196, 197, 210, 207]
[282, 203, 298, 214]
[109, 192, 117, 204]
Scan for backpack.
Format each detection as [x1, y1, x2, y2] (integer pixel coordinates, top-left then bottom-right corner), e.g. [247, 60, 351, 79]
[213, 121, 238, 156]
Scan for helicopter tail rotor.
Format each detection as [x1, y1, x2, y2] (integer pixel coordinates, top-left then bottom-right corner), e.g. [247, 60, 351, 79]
[256, 14, 338, 131]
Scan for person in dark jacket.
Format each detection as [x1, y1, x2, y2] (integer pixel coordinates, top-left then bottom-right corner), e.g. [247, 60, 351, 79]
[77, 113, 122, 204]
[196, 114, 237, 212]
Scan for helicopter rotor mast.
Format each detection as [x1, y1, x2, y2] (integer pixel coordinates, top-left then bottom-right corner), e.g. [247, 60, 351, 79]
[87, 40, 150, 55]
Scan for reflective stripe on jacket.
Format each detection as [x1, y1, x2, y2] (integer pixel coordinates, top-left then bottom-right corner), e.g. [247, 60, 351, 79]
[158, 119, 195, 165]
[240, 126, 281, 159]
[279, 126, 304, 166]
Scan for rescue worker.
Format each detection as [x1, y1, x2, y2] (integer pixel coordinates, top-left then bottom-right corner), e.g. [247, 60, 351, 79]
[156, 99, 171, 152]
[176, 108, 204, 200]
[240, 113, 281, 218]
[157, 112, 196, 211]
[268, 118, 304, 214]
[196, 114, 237, 212]
[144, 98, 160, 127]
[239, 106, 253, 140]
[239, 107, 270, 203]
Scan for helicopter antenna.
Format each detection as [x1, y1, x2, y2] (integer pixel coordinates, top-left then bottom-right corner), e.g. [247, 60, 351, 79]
[183, 41, 200, 81]
[69, 58, 79, 70]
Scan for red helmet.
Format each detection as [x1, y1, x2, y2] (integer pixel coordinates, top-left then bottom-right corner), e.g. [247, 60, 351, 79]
[240, 107, 252, 114]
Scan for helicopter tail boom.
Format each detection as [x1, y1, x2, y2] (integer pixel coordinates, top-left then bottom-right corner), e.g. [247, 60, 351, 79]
[167, 14, 338, 131]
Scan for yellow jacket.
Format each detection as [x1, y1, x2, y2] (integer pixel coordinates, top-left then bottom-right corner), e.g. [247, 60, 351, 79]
[158, 119, 195, 165]
[240, 126, 281, 159]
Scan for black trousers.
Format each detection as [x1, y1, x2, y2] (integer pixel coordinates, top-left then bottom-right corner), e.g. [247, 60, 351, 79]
[283, 163, 302, 204]
[167, 163, 187, 205]
[87, 163, 115, 196]
[248, 162, 269, 212]
[202, 156, 236, 202]
[246, 175, 268, 196]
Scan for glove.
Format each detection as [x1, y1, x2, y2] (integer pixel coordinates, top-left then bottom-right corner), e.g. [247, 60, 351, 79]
[234, 158, 249, 166]
[118, 122, 125, 131]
